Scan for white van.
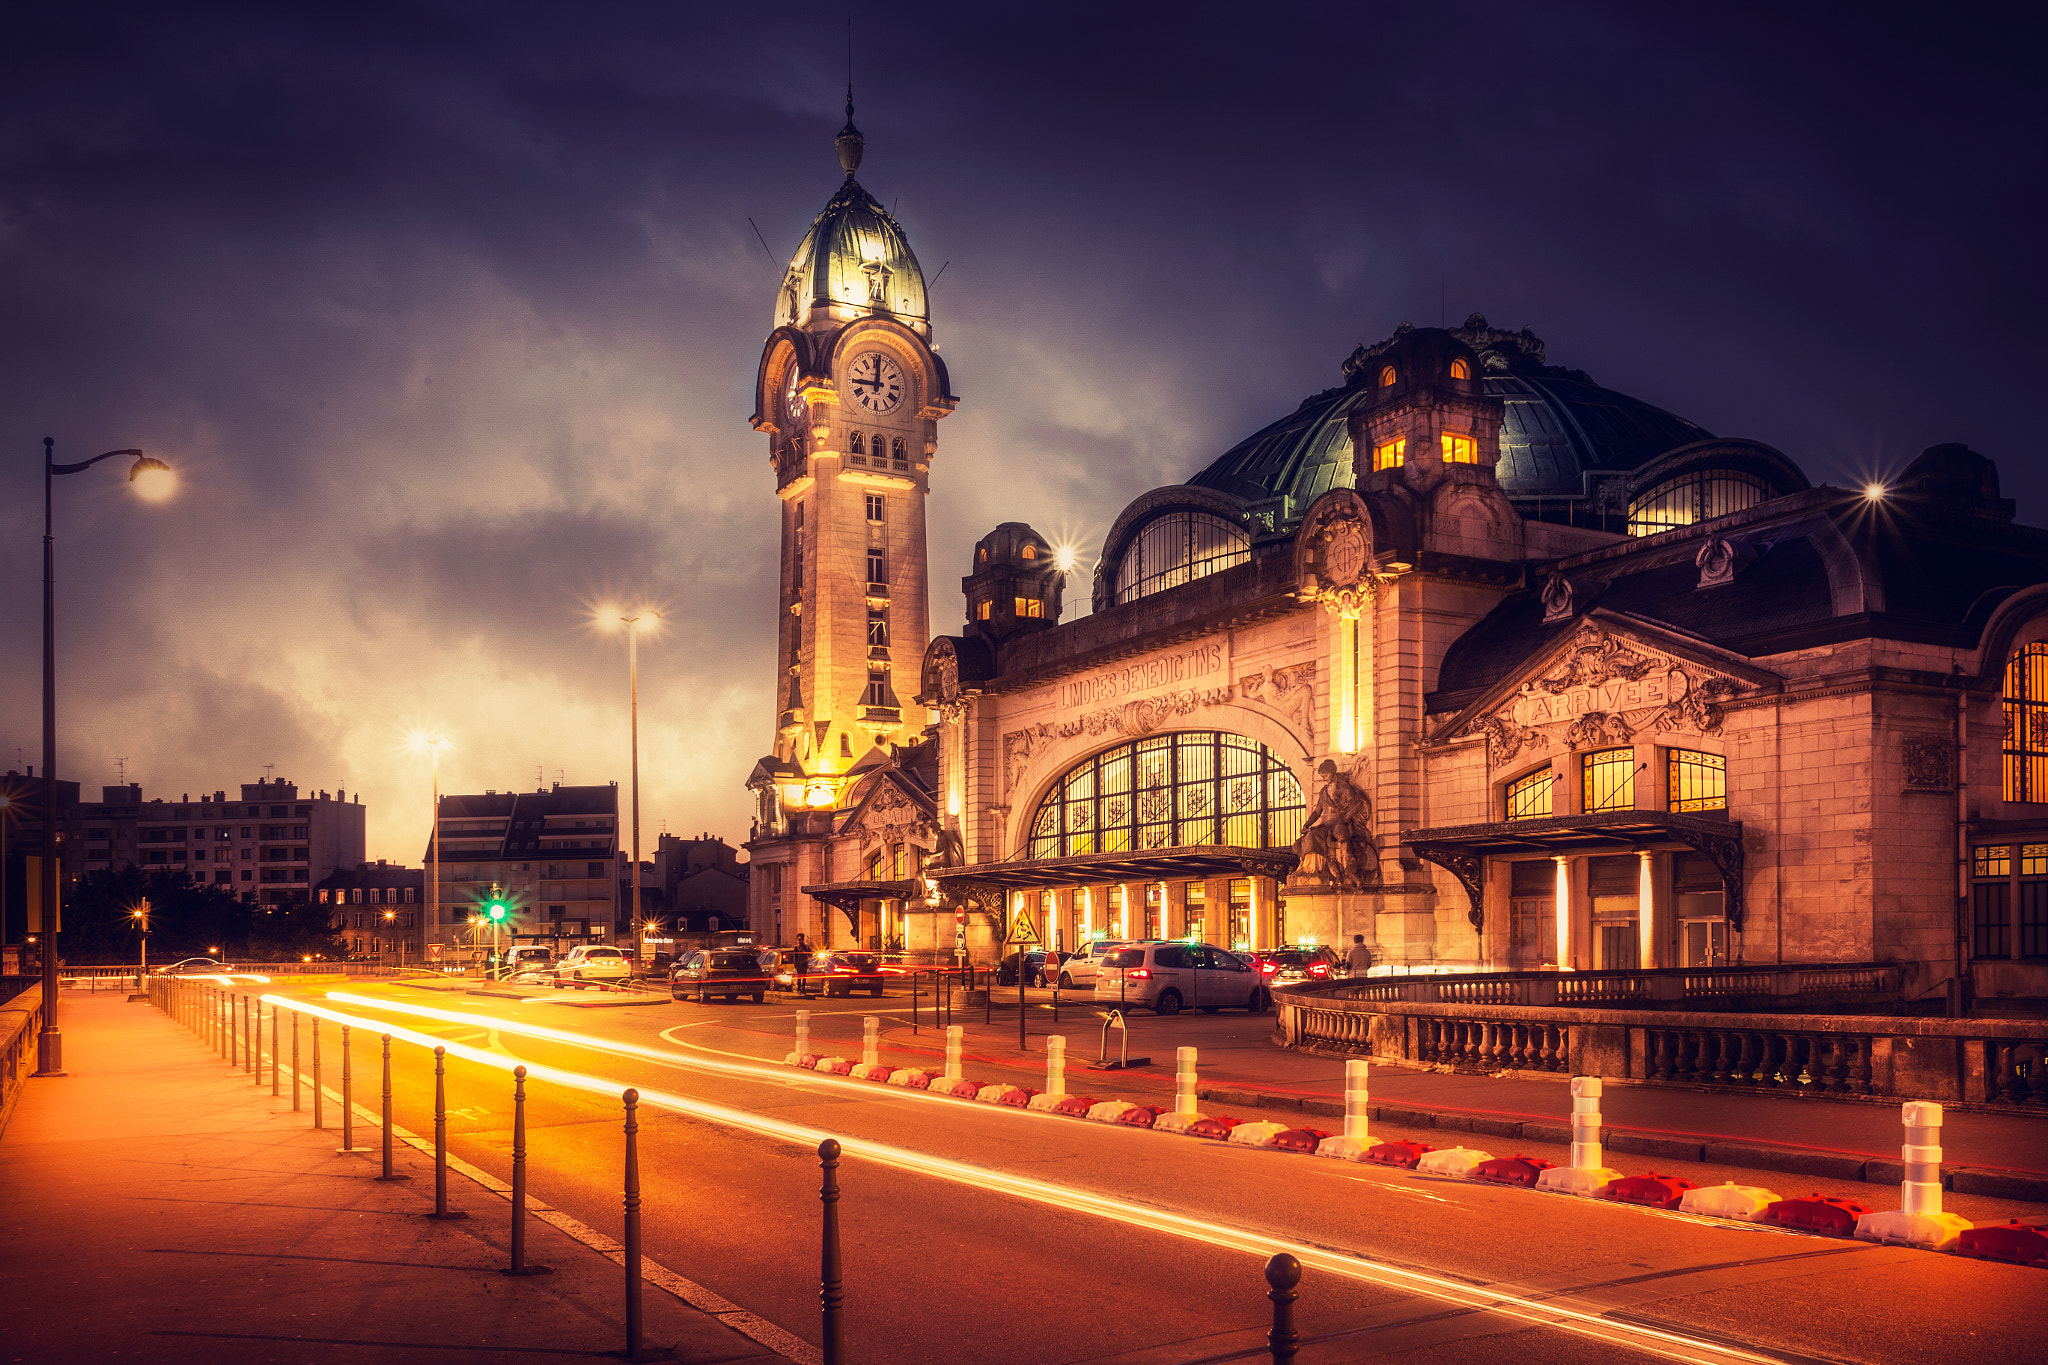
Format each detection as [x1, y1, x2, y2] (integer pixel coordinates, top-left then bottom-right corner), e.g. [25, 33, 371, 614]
[1093, 942, 1262, 1015]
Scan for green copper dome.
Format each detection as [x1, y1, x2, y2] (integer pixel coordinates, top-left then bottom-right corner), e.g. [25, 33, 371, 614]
[776, 166, 928, 335]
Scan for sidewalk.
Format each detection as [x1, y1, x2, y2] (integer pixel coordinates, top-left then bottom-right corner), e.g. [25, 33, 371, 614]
[0, 991, 792, 1365]
[779, 1001, 2048, 1198]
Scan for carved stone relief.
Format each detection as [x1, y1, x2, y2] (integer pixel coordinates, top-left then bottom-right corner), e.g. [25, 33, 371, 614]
[1291, 756, 1379, 891]
[1540, 572, 1576, 624]
[1901, 735, 1955, 789]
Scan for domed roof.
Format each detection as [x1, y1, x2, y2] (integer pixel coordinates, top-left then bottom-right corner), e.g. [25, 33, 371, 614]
[1184, 316, 1715, 517]
[776, 168, 928, 334]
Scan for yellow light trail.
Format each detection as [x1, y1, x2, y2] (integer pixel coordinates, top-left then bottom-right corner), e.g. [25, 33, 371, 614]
[306, 990, 1797, 1365]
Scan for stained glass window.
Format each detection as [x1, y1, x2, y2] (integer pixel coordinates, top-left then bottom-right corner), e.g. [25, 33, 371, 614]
[1582, 747, 1636, 812]
[1506, 768, 1553, 820]
[2003, 643, 2048, 802]
[1026, 732, 1304, 859]
[1667, 749, 1726, 812]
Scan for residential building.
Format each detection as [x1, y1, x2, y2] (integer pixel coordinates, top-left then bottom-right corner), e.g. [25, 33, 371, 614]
[316, 861, 426, 959]
[653, 833, 749, 933]
[122, 779, 367, 906]
[425, 782, 619, 957]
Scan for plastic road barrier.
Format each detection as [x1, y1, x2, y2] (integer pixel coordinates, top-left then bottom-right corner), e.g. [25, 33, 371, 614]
[1271, 1129, 1331, 1153]
[1475, 1155, 1554, 1188]
[1086, 1100, 1142, 1123]
[1227, 1121, 1294, 1148]
[1854, 1101, 1974, 1250]
[1185, 1116, 1244, 1141]
[1604, 1172, 1695, 1209]
[942, 1024, 964, 1081]
[1050, 1095, 1097, 1118]
[1537, 1076, 1624, 1196]
[1025, 1036, 1068, 1110]
[1314, 1059, 1374, 1161]
[1366, 1139, 1434, 1169]
[785, 1009, 811, 1065]
[860, 1015, 880, 1070]
[1761, 1194, 1868, 1235]
[1415, 1146, 1494, 1178]
[886, 1068, 931, 1087]
[1678, 1181, 1782, 1220]
[1955, 1219, 2048, 1268]
[1115, 1105, 1163, 1128]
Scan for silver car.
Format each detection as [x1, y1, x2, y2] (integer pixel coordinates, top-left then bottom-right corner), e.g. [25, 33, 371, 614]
[1092, 942, 1262, 1015]
[1054, 940, 1130, 989]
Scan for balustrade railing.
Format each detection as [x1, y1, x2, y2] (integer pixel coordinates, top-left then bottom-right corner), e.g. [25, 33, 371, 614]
[1321, 961, 1905, 1010]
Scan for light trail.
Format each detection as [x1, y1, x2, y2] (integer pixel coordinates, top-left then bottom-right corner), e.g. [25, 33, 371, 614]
[301, 989, 1793, 1365]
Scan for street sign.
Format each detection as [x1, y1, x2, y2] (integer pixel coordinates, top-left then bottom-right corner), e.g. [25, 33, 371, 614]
[1006, 909, 1039, 946]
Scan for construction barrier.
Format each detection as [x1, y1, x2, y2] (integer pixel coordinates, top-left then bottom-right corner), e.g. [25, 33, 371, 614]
[1854, 1101, 1973, 1250]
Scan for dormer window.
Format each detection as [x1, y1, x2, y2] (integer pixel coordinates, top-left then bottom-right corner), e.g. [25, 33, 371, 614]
[1015, 597, 1044, 619]
[1378, 365, 1397, 387]
[1450, 358, 1471, 380]
[1373, 436, 1406, 471]
[976, 599, 992, 620]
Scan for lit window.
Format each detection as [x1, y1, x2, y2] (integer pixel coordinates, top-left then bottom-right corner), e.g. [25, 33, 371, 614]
[1373, 436, 1406, 471]
[1440, 432, 1476, 463]
[866, 494, 884, 522]
[1627, 470, 1769, 536]
[849, 431, 865, 455]
[1450, 358, 1471, 380]
[1582, 748, 1636, 812]
[1378, 365, 1396, 387]
[1506, 769, 1553, 820]
[1021, 544, 1036, 559]
[1667, 750, 1726, 812]
[1111, 510, 1250, 606]
[2004, 643, 2048, 802]
[1025, 732, 1305, 859]
[1015, 597, 1044, 618]
[976, 599, 992, 620]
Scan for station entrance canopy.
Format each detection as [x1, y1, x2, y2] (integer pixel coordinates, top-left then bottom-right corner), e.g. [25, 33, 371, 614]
[929, 844, 1299, 912]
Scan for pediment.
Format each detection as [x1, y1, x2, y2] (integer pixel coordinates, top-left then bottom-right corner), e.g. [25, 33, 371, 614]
[838, 769, 939, 850]
[1432, 611, 1781, 766]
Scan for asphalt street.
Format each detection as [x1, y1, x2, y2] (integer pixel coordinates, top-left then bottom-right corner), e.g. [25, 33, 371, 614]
[245, 978, 2044, 1364]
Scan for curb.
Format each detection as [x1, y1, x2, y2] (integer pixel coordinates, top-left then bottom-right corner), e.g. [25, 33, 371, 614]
[1191, 1085, 2048, 1204]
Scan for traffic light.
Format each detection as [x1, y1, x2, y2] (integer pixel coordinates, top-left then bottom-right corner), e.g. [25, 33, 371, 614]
[484, 896, 509, 924]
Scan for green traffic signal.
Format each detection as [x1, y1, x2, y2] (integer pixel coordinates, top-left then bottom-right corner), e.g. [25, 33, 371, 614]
[486, 899, 508, 923]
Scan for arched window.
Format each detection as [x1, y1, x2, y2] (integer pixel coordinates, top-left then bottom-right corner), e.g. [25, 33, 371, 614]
[890, 437, 906, 461]
[1627, 470, 1769, 536]
[1378, 365, 1397, 387]
[1025, 732, 1305, 859]
[1112, 510, 1249, 605]
[849, 431, 864, 455]
[2004, 643, 2048, 802]
[1450, 358, 1471, 380]
[1021, 544, 1037, 560]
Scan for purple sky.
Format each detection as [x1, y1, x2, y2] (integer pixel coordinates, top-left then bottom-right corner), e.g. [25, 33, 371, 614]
[1, 3, 2035, 863]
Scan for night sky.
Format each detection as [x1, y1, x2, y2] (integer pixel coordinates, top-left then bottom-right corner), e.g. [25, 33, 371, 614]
[1, 3, 2035, 862]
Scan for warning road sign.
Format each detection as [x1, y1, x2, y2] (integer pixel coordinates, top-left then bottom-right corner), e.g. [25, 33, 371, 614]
[1006, 909, 1040, 945]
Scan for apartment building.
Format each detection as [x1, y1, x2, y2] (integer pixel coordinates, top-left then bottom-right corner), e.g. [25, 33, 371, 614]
[425, 782, 619, 955]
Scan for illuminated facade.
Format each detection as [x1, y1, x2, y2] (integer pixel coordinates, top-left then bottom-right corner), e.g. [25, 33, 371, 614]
[737, 145, 2048, 1004]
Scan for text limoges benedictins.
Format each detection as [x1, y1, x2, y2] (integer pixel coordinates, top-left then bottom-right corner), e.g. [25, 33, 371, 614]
[1058, 644, 1226, 712]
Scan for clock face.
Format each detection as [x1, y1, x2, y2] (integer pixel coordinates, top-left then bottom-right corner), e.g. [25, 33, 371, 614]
[783, 369, 808, 431]
[848, 352, 904, 414]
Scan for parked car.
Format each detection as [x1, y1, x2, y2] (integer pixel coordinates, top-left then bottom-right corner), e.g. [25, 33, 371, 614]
[764, 948, 805, 992]
[671, 948, 771, 1003]
[155, 957, 229, 975]
[1252, 947, 1345, 989]
[490, 945, 556, 981]
[1054, 940, 1131, 989]
[997, 949, 1068, 987]
[809, 951, 885, 997]
[1093, 941, 1261, 1015]
[553, 944, 632, 988]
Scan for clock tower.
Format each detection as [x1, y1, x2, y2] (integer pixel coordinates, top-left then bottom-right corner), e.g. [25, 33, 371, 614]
[745, 98, 956, 929]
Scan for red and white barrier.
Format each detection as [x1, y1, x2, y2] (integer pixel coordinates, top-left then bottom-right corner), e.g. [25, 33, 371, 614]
[1227, 1121, 1292, 1148]
[1028, 1036, 1069, 1111]
[1416, 1146, 1493, 1178]
[851, 1016, 889, 1079]
[1679, 1180, 1781, 1220]
[783, 1008, 812, 1065]
[1154, 1046, 1211, 1135]
[1536, 1076, 1624, 1195]
[1315, 1059, 1373, 1160]
[942, 1024, 964, 1082]
[1855, 1101, 1973, 1249]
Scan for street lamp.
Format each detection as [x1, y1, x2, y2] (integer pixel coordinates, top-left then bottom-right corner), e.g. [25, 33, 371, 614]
[409, 734, 452, 971]
[35, 437, 171, 1077]
[130, 900, 150, 992]
[604, 610, 661, 972]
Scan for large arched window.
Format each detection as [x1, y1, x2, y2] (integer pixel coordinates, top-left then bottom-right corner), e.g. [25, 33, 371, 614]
[1627, 470, 1769, 536]
[2005, 643, 2048, 802]
[1112, 511, 1249, 605]
[1026, 732, 1304, 859]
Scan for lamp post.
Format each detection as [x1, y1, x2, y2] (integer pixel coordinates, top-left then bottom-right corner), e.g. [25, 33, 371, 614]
[417, 736, 450, 971]
[131, 900, 150, 992]
[618, 611, 660, 971]
[36, 438, 172, 1076]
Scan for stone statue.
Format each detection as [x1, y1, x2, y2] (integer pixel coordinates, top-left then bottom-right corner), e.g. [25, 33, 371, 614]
[1293, 759, 1379, 889]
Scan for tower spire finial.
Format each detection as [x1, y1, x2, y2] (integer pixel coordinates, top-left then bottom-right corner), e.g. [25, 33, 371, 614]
[835, 16, 864, 177]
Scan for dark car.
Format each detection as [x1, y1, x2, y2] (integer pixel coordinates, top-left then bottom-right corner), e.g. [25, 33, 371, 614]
[997, 949, 1069, 987]
[1250, 947, 1344, 999]
[809, 951, 884, 997]
[671, 948, 772, 1003]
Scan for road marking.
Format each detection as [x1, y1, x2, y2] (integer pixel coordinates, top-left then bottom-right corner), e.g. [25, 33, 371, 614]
[305, 990, 1797, 1365]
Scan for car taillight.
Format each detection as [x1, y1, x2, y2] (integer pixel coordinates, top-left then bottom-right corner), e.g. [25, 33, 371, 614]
[1260, 962, 1279, 974]
[1309, 964, 1329, 977]
[1127, 968, 1151, 980]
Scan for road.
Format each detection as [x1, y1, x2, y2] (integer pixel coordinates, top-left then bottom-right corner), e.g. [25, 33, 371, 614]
[241, 977, 2042, 1365]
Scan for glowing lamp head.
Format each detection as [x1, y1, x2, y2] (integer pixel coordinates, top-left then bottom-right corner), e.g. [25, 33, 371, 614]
[1864, 482, 1888, 501]
[803, 782, 836, 808]
[1053, 544, 1078, 574]
[127, 454, 175, 501]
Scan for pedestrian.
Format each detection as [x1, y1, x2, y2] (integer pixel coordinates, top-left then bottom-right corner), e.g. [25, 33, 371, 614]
[1346, 934, 1374, 977]
[793, 932, 811, 996]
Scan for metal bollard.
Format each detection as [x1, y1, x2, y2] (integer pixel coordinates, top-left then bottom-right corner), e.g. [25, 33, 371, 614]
[861, 1015, 880, 1070]
[253, 1000, 264, 1084]
[794, 1008, 811, 1062]
[1046, 1035, 1067, 1099]
[944, 1023, 963, 1081]
[1176, 1046, 1199, 1117]
[911, 973, 919, 1034]
[427, 1046, 465, 1218]
[504, 1065, 548, 1273]
[1265, 1253, 1300, 1363]
[375, 1034, 405, 1182]
[271, 1004, 280, 1096]
[623, 1088, 644, 1358]
[244, 995, 253, 1074]
[338, 1026, 356, 1153]
[819, 1137, 844, 1365]
[291, 1011, 302, 1112]
[1343, 1057, 1370, 1140]
[312, 1018, 324, 1129]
